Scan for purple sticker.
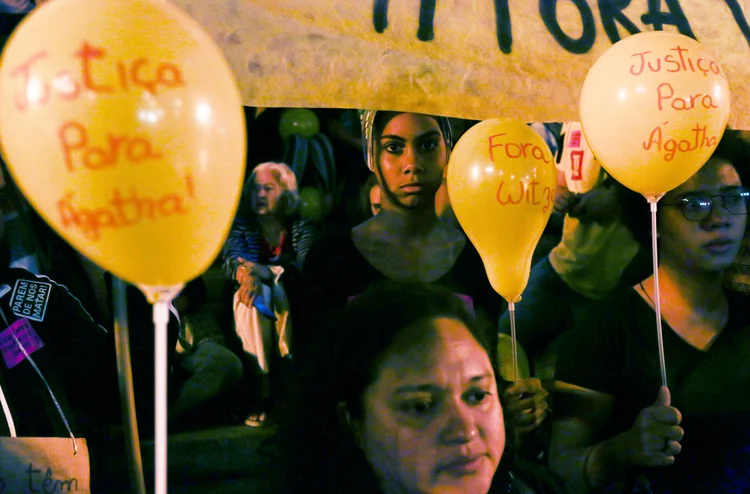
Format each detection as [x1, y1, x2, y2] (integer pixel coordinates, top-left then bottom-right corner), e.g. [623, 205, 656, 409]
[0, 318, 45, 369]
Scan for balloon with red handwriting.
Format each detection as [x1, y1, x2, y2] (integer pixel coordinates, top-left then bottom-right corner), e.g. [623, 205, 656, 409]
[0, 0, 246, 288]
[580, 31, 730, 199]
[446, 119, 556, 303]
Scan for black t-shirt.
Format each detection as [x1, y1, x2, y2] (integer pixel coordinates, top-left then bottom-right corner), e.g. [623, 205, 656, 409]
[556, 288, 750, 491]
[297, 227, 505, 354]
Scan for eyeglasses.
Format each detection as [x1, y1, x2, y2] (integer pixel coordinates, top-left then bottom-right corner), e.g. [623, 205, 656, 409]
[661, 188, 749, 221]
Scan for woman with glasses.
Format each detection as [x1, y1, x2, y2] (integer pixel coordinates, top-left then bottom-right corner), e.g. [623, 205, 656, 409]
[548, 130, 750, 493]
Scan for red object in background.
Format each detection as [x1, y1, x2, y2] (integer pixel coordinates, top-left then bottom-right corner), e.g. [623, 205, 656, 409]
[570, 150, 584, 181]
[569, 130, 582, 148]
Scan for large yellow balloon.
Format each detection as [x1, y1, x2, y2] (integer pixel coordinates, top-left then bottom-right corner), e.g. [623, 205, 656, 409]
[447, 119, 556, 303]
[0, 0, 246, 287]
[580, 31, 730, 199]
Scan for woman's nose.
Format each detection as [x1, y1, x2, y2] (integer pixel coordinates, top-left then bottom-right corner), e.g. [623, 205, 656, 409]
[439, 401, 479, 445]
[401, 146, 424, 174]
[704, 199, 732, 229]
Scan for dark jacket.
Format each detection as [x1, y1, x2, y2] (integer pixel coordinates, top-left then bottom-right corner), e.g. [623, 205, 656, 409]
[0, 267, 119, 438]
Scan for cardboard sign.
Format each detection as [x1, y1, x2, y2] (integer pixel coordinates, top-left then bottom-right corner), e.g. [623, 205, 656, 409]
[0, 437, 90, 493]
[175, 0, 750, 129]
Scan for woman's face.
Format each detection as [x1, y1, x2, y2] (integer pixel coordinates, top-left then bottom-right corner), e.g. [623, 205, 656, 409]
[251, 169, 283, 215]
[356, 317, 504, 494]
[376, 113, 448, 210]
[659, 156, 747, 275]
[370, 183, 382, 216]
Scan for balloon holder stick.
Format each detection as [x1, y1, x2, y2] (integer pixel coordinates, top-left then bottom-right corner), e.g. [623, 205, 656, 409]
[507, 302, 520, 384]
[138, 284, 183, 494]
[646, 196, 668, 389]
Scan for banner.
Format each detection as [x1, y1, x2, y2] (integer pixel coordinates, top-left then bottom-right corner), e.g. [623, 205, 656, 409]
[174, 0, 750, 129]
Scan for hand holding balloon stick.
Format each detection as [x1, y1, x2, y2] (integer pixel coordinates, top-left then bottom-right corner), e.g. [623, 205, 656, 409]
[0, 0, 247, 492]
[580, 31, 730, 389]
[447, 119, 556, 383]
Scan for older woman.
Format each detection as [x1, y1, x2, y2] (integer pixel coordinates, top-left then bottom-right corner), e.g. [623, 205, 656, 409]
[221, 161, 316, 426]
[280, 281, 508, 493]
[550, 133, 750, 492]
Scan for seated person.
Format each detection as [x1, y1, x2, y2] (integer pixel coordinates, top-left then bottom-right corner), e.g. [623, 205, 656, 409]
[549, 134, 750, 492]
[221, 161, 316, 425]
[168, 277, 244, 429]
[279, 281, 509, 494]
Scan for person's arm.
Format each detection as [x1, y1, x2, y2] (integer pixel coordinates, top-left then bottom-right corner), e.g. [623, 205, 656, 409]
[221, 219, 258, 281]
[550, 383, 683, 492]
[280, 218, 317, 285]
[549, 384, 621, 492]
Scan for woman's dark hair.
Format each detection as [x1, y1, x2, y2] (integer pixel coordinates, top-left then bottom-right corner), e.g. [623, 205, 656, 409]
[277, 280, 494, 493]
[620, 128, 750, 248]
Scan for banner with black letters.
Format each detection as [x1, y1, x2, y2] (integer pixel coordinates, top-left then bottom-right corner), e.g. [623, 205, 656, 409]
[175, 0, 750, 128]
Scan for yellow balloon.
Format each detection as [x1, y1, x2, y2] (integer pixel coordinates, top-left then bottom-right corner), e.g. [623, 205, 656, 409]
[580, 31, 730, 199]
[0, 0, 246, 287]
[447, 119, 556, 303]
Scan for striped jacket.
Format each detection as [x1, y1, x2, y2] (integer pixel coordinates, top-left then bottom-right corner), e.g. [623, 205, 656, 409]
[221, 216, 317, 282]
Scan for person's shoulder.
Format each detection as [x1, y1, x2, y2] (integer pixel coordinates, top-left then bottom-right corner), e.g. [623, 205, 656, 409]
[3, 268, 67, 297]
[291, 216, 317, 233]
[0, 268, 103, 328]
[1, 267, 35, 284]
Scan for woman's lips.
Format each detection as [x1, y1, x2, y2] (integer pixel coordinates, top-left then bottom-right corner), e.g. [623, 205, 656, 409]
[400, 183, 424, 193]
[704, 238, 735, 255]
[439, 454, 486, 476]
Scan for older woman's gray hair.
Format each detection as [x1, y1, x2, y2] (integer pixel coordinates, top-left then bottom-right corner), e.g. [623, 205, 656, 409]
[245, 161, 300, 217]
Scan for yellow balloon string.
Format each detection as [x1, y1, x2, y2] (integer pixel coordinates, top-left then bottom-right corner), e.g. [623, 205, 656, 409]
[646, 196, 668, 389]
[508, 301, 519, 384]
[154, 299, 171, 494]
[138, 284, 183, 494]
